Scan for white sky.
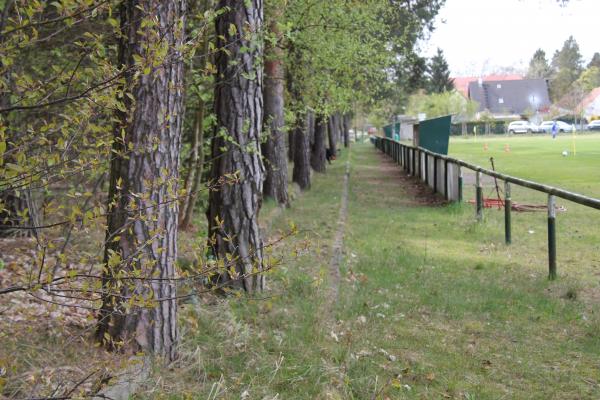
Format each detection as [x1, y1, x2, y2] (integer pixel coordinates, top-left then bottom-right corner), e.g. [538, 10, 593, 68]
[421, 0, 599, 76]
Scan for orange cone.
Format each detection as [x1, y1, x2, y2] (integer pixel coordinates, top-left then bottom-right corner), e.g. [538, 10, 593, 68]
[483, 143, 489, 151]
[504, 144, 510, 153]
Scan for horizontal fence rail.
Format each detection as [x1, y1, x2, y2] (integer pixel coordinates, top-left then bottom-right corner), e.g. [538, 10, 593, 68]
[372, 136, 600, 280]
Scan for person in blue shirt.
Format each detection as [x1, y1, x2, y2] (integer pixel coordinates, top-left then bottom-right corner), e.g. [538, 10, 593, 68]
[551, 121, 558, 139]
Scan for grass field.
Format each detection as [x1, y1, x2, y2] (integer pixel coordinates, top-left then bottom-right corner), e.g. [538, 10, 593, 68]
[4, 140, 600, 399]
[449, 133, 600, 196]
[445, 133, 600, 285]
[135, 142, 600, 399]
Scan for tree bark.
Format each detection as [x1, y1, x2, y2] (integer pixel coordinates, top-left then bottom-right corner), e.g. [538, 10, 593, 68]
[307, 110, 315, 147]
[292, 110, 311, 190]
[336, 113, 343, 146]
[262, 16, 289, 207]
[96, 0, 186, 361]
[343, 114, 350, 147]
[207, 0, 265, 292]
[311, 114, 327, 173]
[327, 114, 338, 156]
[288, 129, 295, 162]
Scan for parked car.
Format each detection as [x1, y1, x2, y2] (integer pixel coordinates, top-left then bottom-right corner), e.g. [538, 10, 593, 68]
[587, 120, 600, 131]
[539, 120, 574, 133]
[507, 120, 539, 134]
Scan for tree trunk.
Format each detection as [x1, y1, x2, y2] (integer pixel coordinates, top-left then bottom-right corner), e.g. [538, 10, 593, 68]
[327, 114, 337, 156]
[207, 0, 265, 292]
[343, 113, 350, 147]
[292, 110, 311, 190]
[96, 0, 186, 361]
[262, 16, 289, 207]
[337, 113, 344, 146]
[307, 110, 315, 147]
[288, 129, 295, 162]
[311, 114, 327, 173]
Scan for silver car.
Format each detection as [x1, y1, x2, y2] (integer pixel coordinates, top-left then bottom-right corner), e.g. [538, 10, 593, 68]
[507, 121, 539, 134]
[587, 120, 600, 131]
[539, 120, 574, 133]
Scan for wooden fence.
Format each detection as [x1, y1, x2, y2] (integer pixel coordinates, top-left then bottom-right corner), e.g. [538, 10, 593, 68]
[373, 136, 600, 280]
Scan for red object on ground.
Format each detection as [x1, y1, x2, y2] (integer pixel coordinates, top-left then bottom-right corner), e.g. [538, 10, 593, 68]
[467, 198, 567, 212]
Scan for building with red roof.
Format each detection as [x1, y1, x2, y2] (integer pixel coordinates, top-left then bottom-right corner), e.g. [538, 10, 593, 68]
[453, 74, 524, 98]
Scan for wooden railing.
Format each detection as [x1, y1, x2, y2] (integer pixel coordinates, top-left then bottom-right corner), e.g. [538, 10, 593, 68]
[373, 136, 600, 280]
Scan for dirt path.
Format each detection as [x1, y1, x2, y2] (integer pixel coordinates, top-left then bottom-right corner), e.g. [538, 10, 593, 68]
[374, 151, 448, 206]
[325, 158, 350, 314]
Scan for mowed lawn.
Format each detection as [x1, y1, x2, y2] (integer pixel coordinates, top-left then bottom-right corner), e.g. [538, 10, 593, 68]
[449, 133, 600, 197]
[446, 133, 600, 284]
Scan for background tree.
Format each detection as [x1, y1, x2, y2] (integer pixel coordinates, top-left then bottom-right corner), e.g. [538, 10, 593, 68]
[527, 48, 552, 79]
[428, 48, 454, 93]
[262, 4, 289, 207]
[292, 110, 311, 190]
[179, 0, 216, 230]
[342, 114, 351, 148]
[406, 90, 478, 121]
[397, 53, 429, 95]
[310, 114, 327, 173]
[574, 66, 600, 93]
[367, 0, 445, 119]
[549, 36, 583, 100]
[327, 115, 338, 156]
[587, 52, 600, 69]
[0, 1, 118, 276]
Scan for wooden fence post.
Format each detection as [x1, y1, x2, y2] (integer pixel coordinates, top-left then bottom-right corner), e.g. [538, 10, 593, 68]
[548, 194, 557, 280]
[476, 171, 483, 221]
[504, 181, 511, 244]
[424, 153, 429, 186]
[444, 159, 449, 200]
[433, 156, 438, 193]
[458, 166, 463, 202]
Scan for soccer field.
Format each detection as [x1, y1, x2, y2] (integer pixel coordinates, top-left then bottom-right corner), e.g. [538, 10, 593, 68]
[449, 133, 600, 197]
[443, 133, 600, 284]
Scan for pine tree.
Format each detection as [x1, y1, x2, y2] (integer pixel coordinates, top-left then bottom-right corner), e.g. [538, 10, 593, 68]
[428, 48, 454, 94]
[207, 0, 265, 292]
[588, 52, 600, 69]
[527, 49, 551, 79]
[550, 36, 583, 100]
[97, 0, 186, 360]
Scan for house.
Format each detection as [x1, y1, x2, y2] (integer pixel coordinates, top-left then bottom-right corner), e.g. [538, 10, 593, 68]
[575, 87, 600, 119]
[467, 78, 551, 121]
[397, 115, 418, 141]
[453, 74, 524, 98]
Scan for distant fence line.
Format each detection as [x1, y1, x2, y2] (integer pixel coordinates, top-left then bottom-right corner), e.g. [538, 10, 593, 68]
[450, 120, 587, 135]
[372, 136, 600, 280]
[451, 121, 508, 135]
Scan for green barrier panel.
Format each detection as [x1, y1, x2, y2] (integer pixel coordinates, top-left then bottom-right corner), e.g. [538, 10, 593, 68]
[418, 115, 451, 155]
[383, 124, 393, 139]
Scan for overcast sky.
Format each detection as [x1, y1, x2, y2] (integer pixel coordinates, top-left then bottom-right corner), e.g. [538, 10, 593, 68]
[421, 0, 598, 76]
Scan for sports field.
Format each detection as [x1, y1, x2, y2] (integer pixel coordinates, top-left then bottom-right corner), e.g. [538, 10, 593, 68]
[449, 133, 600, 197]
[447, 133, 600, 284]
